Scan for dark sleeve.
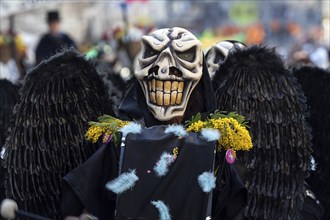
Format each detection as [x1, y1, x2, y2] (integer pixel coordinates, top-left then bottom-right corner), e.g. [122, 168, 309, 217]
[212, 154, 247, 220]
[61, 143, 119, 219]
[61, 182, 84, 216]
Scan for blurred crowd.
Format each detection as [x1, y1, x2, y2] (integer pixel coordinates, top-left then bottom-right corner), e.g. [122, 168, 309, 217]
[1, 1, 329, 84]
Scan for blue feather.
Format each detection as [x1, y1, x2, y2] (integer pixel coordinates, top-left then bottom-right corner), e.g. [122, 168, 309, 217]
[200, 128, 220, 142]
[164, 125, 187, 137]
[151, 200, 172, 220]
[310, 155, 317, 171]
[0, 147, 5, 159]
[105, 169, 139, 194]
[119, 122, 142, 137]
[198, 172, 216, 192]
[154, 152, 176, 177]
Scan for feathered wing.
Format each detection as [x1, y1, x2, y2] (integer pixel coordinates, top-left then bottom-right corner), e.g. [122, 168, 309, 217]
[213, 46, 312, 219]
[0, 79, 20, 210]
[2, 49, 113, 219]
[294, 66, 330, 219]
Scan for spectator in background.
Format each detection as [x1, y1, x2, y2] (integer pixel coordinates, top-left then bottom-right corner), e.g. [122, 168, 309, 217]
[35, 11, 77, 64]
[0, 31, 27, 83]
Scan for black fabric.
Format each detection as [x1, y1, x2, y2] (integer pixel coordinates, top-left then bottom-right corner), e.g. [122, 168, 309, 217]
[35, 33, 77, 64]
[61, 182, 84, 216]
[212, 152, 247, 220]
[62, 127, 246, 220]
[117, 126, 216, 220]
[63, 143, 119, 219]
[293, 66, 330, 220]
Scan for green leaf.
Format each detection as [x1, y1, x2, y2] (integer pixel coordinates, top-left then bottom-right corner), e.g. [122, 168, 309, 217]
[185, 112, 201, 126]
[210, 111, 249, 127]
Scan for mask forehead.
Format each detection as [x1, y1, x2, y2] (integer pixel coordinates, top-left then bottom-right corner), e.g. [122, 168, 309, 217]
[135, 27, 203, 121]
[142, 28, 171, 52]
[141, 27, 201, 54]
[170, 27, 200, 50]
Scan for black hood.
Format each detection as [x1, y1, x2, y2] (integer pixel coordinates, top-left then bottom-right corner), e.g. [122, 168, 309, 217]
[118, 57, 216, 126]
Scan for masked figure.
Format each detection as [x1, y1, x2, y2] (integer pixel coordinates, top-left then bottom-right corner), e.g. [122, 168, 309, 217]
[61, 27, 249, 220]
[1, 48, 113, 219]
[212, 45, 313, 220]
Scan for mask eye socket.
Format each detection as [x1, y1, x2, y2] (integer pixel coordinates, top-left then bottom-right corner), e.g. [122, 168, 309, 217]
[143, 43, 159, 59]
[176, 46, 196, 62]
[214, 52, 225, 64]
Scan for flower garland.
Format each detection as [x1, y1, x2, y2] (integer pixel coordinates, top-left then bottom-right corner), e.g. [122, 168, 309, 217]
[185, 111, 252, 152]
[85, 111, 253, 155]
[85, 115, 129, 143]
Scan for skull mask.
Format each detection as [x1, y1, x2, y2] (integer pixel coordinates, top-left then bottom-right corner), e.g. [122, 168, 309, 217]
[135, 27, 203, 121]
[206, 40, 245, 79]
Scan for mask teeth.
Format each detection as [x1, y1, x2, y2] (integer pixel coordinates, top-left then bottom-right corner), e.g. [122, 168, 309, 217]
[148, 79, 184, 106]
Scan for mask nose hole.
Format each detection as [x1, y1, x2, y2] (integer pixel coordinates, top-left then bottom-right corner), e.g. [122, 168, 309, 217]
[148, 66, 159, 75]
[169, 67, 183, 77]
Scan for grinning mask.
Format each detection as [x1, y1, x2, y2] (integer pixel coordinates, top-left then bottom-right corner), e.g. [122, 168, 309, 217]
[135, 27, 203, 121]
[206, 40, 245, 79]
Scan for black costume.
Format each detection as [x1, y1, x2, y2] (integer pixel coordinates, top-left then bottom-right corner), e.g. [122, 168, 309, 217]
[2, 49, 113, 219]
[294, 66, 330, 220]
[62, 63, 246, 219]
[212, 46, 313, 219]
